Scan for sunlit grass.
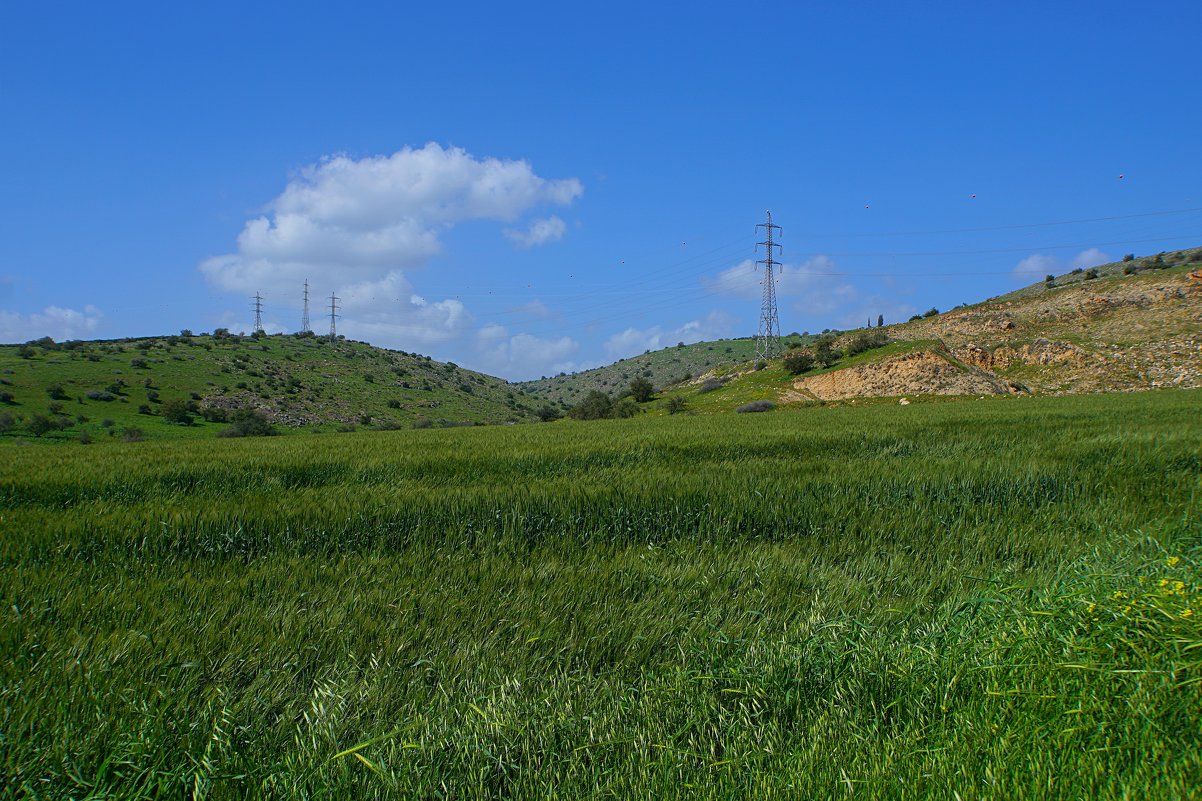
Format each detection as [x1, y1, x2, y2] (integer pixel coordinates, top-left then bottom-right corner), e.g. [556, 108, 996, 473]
[1, 389, 1199, 798]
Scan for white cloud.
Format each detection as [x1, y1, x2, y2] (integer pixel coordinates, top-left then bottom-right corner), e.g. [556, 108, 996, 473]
[0, 304, 103, 343]
[504, 215, 567, 248]
[602, 310, 735, 360]
[1071, 248, 1111, 269]
[703, 255, 852, 302]
[336, 271, 472, 348]
[1012, 253, 1059, 282]
[1012, 249, 1111, 283]
[472, 323, 580, 380]
[509, 299, 556, 319]
[200, 143, 583, 293]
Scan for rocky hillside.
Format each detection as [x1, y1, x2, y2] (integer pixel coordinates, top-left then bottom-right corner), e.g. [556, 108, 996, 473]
[647, 246, 1201, 413]
[0, 332, 541, 441]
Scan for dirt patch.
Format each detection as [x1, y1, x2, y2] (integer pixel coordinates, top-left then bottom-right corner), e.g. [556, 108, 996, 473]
[793, 350, 1019, 401]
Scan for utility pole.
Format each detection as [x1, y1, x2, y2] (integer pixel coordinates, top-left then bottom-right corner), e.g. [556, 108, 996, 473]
[252, 292, 264, 335]
[328, 292, 340, 342]
[755, 210, 782, 360]
[301, 280, 311, 333]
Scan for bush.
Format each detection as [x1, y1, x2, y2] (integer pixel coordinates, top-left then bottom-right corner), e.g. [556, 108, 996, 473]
[611, 398, 640, 418]
[0, 391, 14, 404]
[78, 429, 92, 445]
[1122, 253, 1134, 262]
[736, 400, 775, 413]
[161, 398, 194, 426]
[1084, 268, 1099, 280]
[387, 398, 402, 409]
[201, 406, 228, 423]
[25, 411, 54, 437]
[0, 411, 15, 433]
[629, 377, 654, 402]
[130, 358, 148, 369]
[220, 409, 275, 438]
[754, 360, 768, 371]
[412, 417, 434, 429]
[16, 345, 34, 359]
[570, 391, 613, 421]
[122, 426, 144, 442]
[138, 404, 153, 415]
[665, 396, 688, 414]
[814, 339, 839, 369]
[922, 307, 939, 318]
[908, 314, 923, 322]
[783, 350, 815, 375]
[1045, 274, 1055, 286]
[535, 404, 561, 422]
[846, 330, 889, 358]
[697, 377, 726, 393]
[46, 385, 69, 400]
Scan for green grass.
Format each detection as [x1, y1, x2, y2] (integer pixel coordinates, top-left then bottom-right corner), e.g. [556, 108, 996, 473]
[0, 333, 539, 441]
[2, 389, 1200, 798]
[519, 337, 777, 406]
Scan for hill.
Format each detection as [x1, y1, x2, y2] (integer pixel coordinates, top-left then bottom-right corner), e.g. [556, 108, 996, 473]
[0, 332, 541, 441]
[569, 246, 1202, 415]
[518, 336, 812, 407]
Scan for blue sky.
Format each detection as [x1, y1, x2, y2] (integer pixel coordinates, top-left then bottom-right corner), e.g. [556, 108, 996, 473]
[2, 1, 1200, 379]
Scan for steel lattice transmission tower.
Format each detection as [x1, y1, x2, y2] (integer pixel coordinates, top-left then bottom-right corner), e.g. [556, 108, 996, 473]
[328, 292, 340, 342]
[301, 280, 311, 333]
[252, 292, 265, 335]
[755, 210, 782, 360]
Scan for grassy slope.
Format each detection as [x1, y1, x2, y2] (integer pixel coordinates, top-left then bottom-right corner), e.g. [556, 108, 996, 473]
[2, 390, 1199, 798]
[0, 333, 540, 441]
[518, 336, 811, 406]
[561, 245, 1202, 416]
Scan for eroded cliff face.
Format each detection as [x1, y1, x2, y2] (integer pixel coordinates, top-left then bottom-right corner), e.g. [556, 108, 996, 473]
[792, 350, 1022, 401]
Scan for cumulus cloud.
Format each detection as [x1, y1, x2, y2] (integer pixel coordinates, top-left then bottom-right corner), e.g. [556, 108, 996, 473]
[472, 323, 580, 380]
[509, 299, 556, 319]
[0, 304, 103, 343]
[703, 255, 859, 318]
[1071, 248, 1111, 270]
[200, 143, 583, 293]
[336, 271, 472, 348]
[504, 216, 566, 248]
[1012, 249, 1110, 283]
[1012, 253, 1060, 282]
[602, 310, 735, 361]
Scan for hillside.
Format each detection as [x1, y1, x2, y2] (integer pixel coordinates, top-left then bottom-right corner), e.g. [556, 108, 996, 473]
[0, 332, 541, 441]
[560, 246, 1202, 416]
[519, 336, 811, 407]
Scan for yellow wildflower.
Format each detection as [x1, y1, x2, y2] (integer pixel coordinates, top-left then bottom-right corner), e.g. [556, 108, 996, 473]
[1166, 556, 1180, 567]
[1183, 609, 1194, 619]
[1173, 581, 1186, 593]
[1112, 590, 1125, 600]
[1158, 579, 1170, 588]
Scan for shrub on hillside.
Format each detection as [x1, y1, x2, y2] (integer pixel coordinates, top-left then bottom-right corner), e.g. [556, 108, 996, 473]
[846, 330, 889, 357]
[665, 396, 688, 414]
[735, 400, 775, 413]
[569, 391, 613, 421]
[922, 307, 940, 318]
[122, 426, 144, 442]
[611, 398, 640, 418]
[46, 385, 69, 400]
[219, 409, 275, 438]
[535, 404, 561, 422]
[161, 398, 194, 426]
[814, 338, 839, 369]
[783, 350, 815, 375]
[697, 377, 726, 393]
[629, 377, 654, 402]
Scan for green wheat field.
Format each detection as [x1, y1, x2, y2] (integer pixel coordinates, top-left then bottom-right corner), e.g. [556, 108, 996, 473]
[2, 390, 1200, 799]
